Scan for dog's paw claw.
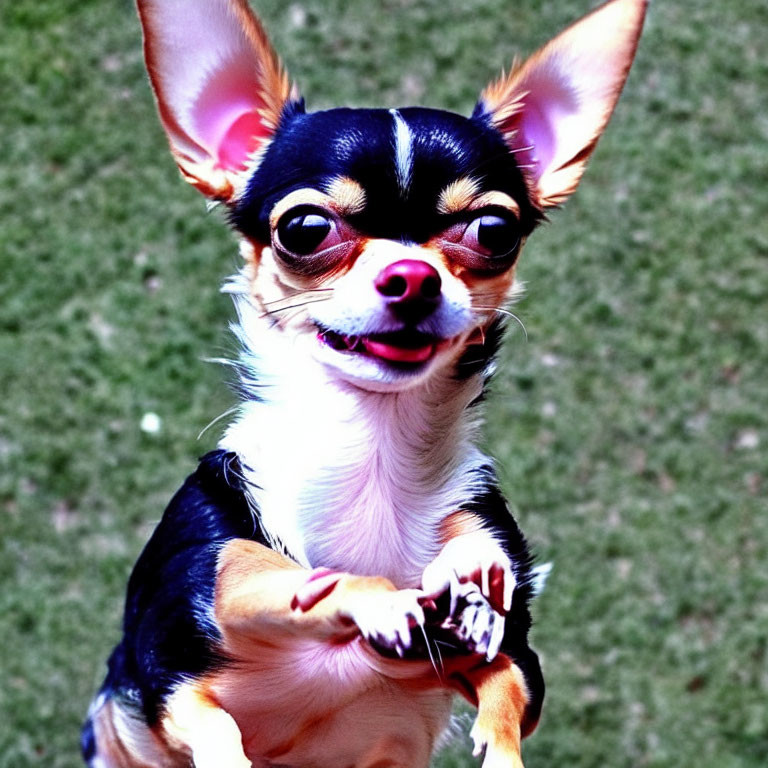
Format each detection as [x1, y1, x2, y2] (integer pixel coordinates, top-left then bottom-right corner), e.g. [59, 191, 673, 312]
[450, 580, 504, 660]
[420, 576, 505, 659]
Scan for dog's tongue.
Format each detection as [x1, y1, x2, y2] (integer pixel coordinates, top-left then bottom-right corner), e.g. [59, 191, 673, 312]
[361, 337, 435, 363]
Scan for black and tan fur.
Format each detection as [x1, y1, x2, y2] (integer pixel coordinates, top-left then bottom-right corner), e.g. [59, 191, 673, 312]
[83, 1, 647, 766]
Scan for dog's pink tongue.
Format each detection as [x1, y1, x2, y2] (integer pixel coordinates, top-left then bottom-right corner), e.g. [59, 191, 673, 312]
[361, 338, 434, 363]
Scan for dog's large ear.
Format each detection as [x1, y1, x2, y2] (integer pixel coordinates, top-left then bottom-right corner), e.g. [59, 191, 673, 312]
[477, 0, 647, 208]
[137, 0, 297, 202]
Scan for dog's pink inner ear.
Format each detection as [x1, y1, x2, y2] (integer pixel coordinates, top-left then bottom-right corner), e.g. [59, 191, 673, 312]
[217, 112, 268, 170]
[191, 61, 272, 171]
[480, 0, 647, 207]
[511, 70, 580, 181]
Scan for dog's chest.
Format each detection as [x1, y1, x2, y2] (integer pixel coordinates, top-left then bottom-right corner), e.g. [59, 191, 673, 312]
[296, 455, 447, 587]
[222, 378, 484, 587]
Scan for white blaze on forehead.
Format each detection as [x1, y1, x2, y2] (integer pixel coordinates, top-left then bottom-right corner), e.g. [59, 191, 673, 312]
[389, 109, 413, 195]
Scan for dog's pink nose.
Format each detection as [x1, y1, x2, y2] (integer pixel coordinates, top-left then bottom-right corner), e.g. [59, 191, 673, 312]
[375, 260, 442, 323]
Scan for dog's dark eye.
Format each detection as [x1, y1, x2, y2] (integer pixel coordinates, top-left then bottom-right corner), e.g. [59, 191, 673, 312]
[462, 213, 520, 259]
[277, 208, 333, 255]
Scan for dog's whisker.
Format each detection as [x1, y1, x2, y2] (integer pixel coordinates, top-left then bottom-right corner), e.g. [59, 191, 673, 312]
[431, 638, 446, 675]
[419, 625, 443, 681]
[197, 406, 240, 441]
[261, 288, 333, 307]
[504, 310, 528, 341]
[475, 305, 528, 341]
[259, 296, 332, 318]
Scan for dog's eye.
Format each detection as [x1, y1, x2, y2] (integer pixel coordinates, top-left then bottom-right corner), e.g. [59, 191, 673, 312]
[277, 207, 334, 255]
[438, 209, 521, 273]
[462, 213, 520, 259]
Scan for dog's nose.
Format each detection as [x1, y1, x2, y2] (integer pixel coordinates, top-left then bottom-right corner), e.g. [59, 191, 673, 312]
[375, 259, 442, 323]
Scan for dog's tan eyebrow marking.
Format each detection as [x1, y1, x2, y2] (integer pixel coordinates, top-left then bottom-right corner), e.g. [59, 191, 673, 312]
[324, 176, 367, 215]
[471, 191, 521, 216]
[269, 181, 366, 229]
[269, 188, 334, 228]
[437, 179, 522, 218]
[437, 177, 482, 215]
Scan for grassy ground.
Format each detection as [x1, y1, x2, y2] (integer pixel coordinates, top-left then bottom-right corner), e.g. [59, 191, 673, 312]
[1, 0, 767, 766]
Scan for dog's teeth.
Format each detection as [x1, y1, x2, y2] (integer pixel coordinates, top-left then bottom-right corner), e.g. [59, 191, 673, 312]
[345, 335, 359, 350]
[322, 331, 347, 350]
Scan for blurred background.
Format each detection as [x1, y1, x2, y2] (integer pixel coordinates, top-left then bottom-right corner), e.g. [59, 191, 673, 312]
[1, 0, 766, 766]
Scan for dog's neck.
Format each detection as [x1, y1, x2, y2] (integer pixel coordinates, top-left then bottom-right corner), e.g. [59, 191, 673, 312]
[219, 275, 493, 586]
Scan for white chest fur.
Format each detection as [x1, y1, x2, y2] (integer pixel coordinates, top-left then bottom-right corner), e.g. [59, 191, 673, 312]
[220, 336, 489, 588]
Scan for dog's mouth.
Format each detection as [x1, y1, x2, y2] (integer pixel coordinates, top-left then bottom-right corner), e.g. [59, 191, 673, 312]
[317, 326, 444, 365]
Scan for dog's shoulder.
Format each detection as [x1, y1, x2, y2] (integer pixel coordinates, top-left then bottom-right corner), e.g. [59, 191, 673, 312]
[131, 450, 260, 572]
[104, 450, 264, 724]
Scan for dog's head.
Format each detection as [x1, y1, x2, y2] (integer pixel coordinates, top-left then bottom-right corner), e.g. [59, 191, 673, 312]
[137, 0, 646, 391]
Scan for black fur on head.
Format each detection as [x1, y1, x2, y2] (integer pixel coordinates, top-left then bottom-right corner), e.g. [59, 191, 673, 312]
[231, 105, 543, 245]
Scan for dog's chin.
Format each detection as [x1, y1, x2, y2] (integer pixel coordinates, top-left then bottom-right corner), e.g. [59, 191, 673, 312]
[311, 326, 460, 392]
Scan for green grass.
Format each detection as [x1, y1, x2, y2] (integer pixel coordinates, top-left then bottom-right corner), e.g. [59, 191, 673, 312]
[1, 0, 767, 766]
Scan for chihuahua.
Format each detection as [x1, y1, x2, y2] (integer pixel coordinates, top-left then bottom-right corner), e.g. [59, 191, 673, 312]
[82, 0, 646, 766]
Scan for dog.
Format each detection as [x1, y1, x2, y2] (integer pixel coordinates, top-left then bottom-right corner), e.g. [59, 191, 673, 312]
[82, 0, 646, 766]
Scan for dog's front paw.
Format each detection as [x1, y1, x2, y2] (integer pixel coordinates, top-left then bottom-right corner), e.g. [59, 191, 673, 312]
[422, 532, 515, 616]
[348, 588, 427, 658]
[423, 580, 505, 661]
[450, 581, 505, 661]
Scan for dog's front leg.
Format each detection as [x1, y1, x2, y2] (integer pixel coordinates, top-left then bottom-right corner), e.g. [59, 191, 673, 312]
[422, 512, 515, 641]
[216, 539, 426, 656]
[157, 540, 425, 768]
[446, 654, 529, 768]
